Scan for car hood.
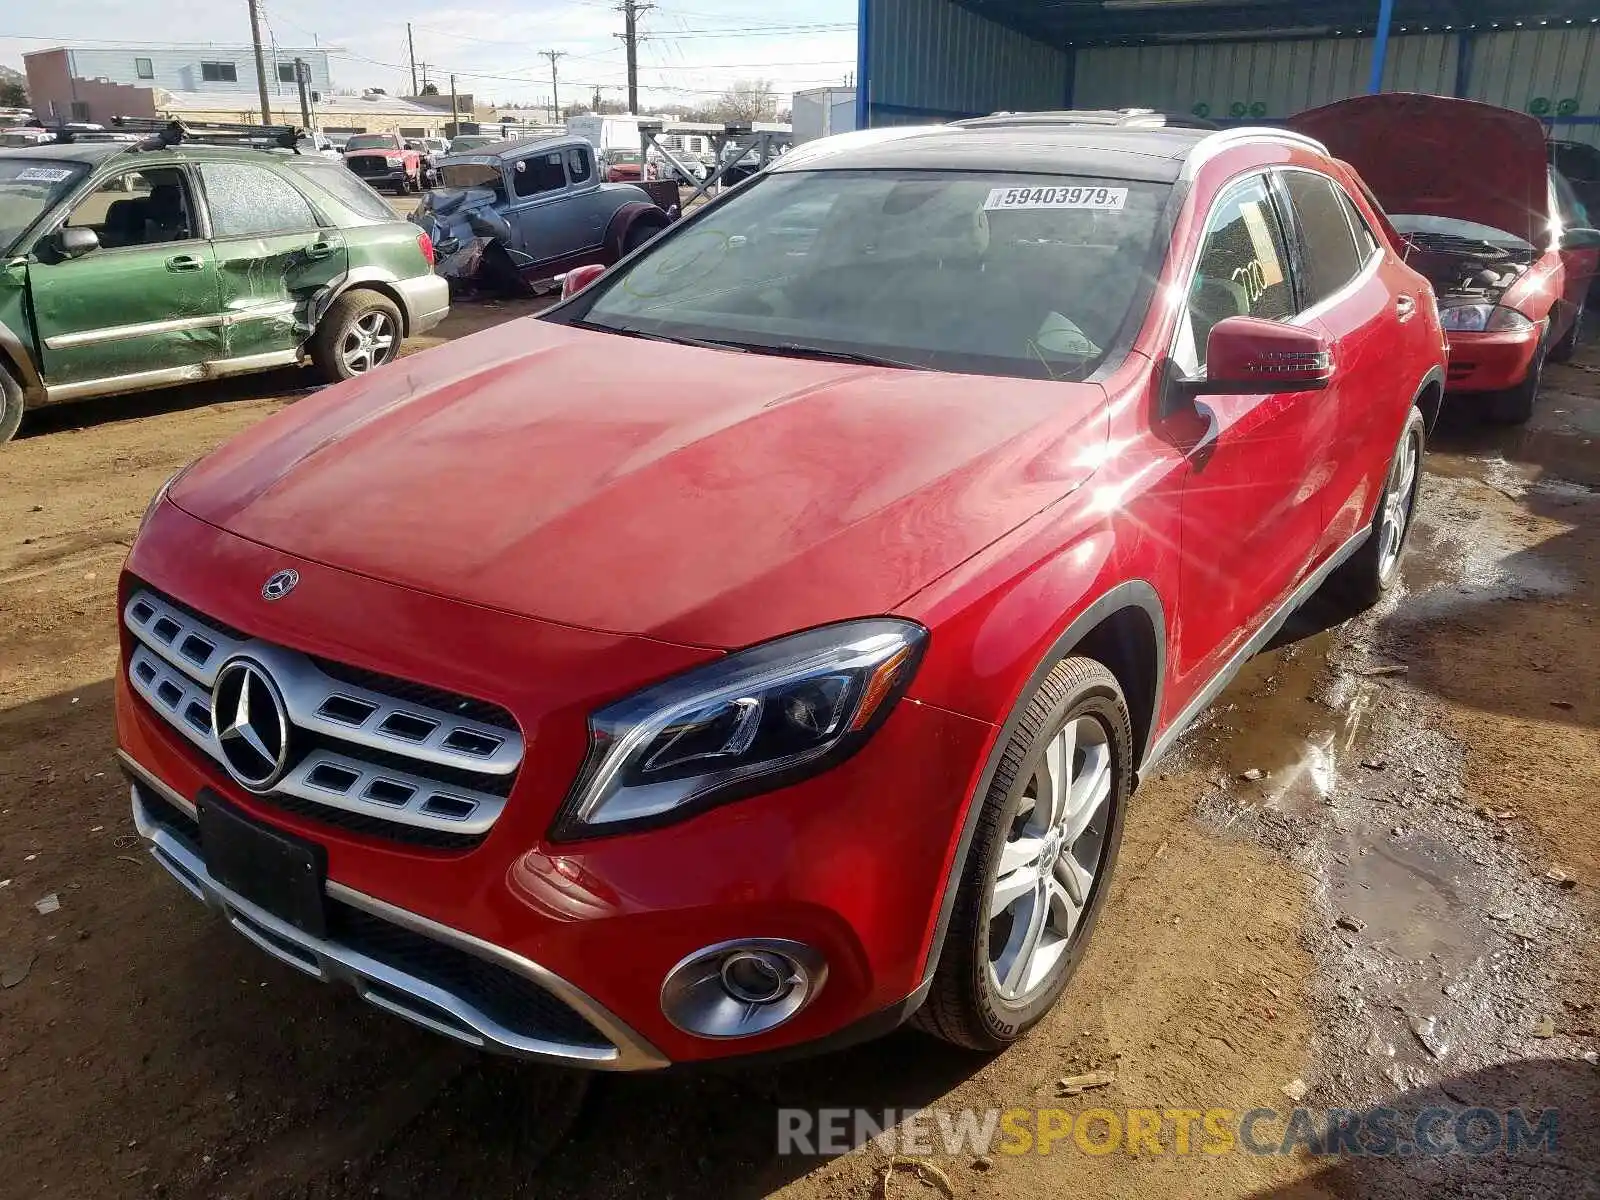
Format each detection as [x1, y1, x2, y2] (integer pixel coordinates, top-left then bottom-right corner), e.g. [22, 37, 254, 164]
[344, 147, 401, 158]
[169, 319, 1106, 648]
[1287, 93, 1549, 246]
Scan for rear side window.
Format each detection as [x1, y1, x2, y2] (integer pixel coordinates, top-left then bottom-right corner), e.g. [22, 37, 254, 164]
[1283, 171, 1366, 307]
[1182, 175, 1295, 372]
[199, 162, 319, 236]
[1338, 189, 1379, 259]
[290, 161, 395, 222]
[513, 152, 567, 198]
[566, 146, 593, 184]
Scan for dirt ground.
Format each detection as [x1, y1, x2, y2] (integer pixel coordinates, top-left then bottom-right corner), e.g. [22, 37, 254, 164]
[0, 302, 1595, 1200]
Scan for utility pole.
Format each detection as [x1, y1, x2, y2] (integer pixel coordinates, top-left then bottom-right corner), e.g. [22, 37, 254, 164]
[294, 57, 312, 128]
[407, 23, 419, 96]
[615, 0, 654, 115]
[540, 50, 567, 122]
[449, 73, 459, 137]
[247, 0, 272, 123]
[593, 84, 603, 112]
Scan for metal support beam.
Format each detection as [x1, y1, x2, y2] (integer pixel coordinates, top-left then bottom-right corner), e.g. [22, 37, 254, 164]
[1368, 0, 1396, 94]
[1454, 32, 1477, 100]
[856, 0, 871, 129]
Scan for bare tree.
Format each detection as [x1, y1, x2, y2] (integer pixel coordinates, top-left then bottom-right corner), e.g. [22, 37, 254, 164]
[716, 78, 778, 123]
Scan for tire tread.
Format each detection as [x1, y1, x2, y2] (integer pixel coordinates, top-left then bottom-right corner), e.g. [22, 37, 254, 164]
[912, 657, 1130, 1051]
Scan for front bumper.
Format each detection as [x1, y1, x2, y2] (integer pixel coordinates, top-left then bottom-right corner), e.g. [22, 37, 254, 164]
[117, 500, 995, 1066]
[347, 164, 410, 187]
[1444, 327, 1542, 393]
[124, 754, 665, 1068]
[394, 272, 450, 336]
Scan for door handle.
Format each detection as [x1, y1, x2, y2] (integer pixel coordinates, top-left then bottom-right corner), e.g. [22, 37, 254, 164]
[304, 240, 338, 261]
[165, 254, 203, 272]
[1395, 294, 1417, 322]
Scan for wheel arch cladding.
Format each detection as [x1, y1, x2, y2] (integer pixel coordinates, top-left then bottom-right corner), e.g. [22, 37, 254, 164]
[1415, 366, 1445, 433]
[914, 580, 1166, 996]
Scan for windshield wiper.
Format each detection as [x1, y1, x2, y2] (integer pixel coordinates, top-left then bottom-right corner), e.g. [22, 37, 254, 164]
[579, 322, 749, 353]
[720, 342, 930, 371]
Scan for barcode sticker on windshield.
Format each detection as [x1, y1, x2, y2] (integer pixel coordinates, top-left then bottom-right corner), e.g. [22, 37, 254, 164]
[984, 186, 1128, 212]
[15, 167, 74, 183]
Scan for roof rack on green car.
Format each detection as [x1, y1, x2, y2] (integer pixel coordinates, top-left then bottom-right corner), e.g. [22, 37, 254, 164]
[107, 116, 308, 153]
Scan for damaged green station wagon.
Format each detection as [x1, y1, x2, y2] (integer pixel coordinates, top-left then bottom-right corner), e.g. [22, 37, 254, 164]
[0, 136, 448, 442]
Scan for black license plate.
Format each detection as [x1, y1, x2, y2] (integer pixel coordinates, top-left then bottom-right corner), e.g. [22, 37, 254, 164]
[199, 791, 328, 939]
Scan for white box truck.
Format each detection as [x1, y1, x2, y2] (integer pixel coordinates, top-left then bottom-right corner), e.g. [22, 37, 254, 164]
[792, 87, 857, 143]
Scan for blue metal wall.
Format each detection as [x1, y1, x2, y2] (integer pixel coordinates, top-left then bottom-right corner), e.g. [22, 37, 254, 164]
[1073, 34, 1457, 120]
[860, 0, 1072, 127]
[861, 5, 1600, 147]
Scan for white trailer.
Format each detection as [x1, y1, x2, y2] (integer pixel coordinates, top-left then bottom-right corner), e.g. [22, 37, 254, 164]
[791, 87, 857, 143]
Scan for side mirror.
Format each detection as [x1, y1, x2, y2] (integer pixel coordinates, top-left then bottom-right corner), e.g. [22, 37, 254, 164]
[561, 263, 606, 300]
[1561, 226, 1600, 250]
[55, 226, 100, 259]
[1183, 316, 1334, 396]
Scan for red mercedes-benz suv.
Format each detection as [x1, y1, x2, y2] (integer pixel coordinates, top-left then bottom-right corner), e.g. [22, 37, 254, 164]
[117, 111, 1446, 1069]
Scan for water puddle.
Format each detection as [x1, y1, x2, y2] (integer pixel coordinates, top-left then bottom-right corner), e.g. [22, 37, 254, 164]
[1167, 446, 1588, 1105]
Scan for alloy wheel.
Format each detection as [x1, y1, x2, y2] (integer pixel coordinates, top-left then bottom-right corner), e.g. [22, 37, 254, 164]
[339, 312, 397, 375]
[988, 715, 1114, 1003]
[1378, 430, 1419, 579]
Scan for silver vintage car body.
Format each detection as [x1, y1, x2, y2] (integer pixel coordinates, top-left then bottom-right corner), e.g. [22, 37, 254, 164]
[410, 134, 675, 288]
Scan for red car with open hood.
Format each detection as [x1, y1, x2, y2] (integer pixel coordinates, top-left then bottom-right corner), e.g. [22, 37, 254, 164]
[117, 112, 1445, 1069]
[1290, 92, 1600, 424]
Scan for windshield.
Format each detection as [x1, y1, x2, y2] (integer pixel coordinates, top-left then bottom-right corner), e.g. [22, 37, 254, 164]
[609, 152, 642, 165]
[573, 169, 1170, 381]
[437, 162, 505, 195]
[345, 135, 396, 151]
[0, 159, 89, 253]
[449, 137, 495, 152]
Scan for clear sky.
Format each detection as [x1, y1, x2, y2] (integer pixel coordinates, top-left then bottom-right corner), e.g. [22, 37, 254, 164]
[1, 0, 858, 111]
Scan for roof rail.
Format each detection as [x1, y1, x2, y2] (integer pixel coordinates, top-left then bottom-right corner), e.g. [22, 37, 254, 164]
[1183, 125, 1329, 179]
[951, 109, 1221, 131]
[110, 116, 306, 153]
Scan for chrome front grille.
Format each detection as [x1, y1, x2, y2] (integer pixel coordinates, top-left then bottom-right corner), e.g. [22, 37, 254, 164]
[124, 588, 524, 842]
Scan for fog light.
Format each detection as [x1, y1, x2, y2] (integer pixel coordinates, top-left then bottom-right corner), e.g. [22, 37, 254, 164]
[660, 939, 827, 1039]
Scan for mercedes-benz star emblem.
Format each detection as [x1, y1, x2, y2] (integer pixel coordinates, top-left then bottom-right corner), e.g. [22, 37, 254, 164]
[261, 569, 299, 601]
[211, 660, 291, 790]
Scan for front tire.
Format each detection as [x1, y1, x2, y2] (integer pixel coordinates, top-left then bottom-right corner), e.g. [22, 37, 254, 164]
[0, 361, 25, 444]
[1547, 305, 1583, 364]
[310, 290, 404, 383]
[1327, 406, 1426, 610]
[914, 658, 1131, 1051]
[1484, 333, 1546, 425]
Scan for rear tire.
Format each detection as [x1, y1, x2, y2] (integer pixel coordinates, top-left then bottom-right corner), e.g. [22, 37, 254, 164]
[310, 290, 404, 383]
[913, 658, 1131, 1052]
[1326, 406, 1426, 610]
[0, 361, 24, 444]
[1484, 333, 1546, 425]
[622, 220, 665, 255]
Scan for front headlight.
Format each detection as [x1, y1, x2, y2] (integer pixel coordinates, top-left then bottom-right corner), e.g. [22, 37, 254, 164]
[552, 619, 927, 839]
[137, 462, 193, 537]
[385, 155, 404, 167]
[1439, 304, 1534, 333]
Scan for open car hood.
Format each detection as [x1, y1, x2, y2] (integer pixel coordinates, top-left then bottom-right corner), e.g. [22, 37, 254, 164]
[1287, 93, 1549, 246]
